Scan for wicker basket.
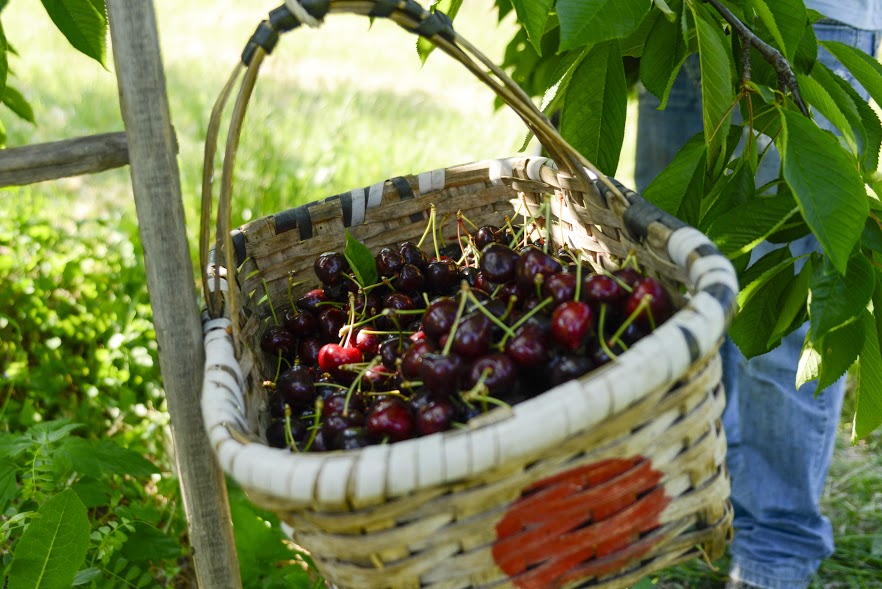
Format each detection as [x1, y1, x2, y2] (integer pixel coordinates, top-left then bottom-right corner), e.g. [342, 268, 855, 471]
[200, 2, 739, 588]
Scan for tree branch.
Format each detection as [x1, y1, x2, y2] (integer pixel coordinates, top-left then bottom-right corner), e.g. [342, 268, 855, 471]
[704, 0, 810, 116]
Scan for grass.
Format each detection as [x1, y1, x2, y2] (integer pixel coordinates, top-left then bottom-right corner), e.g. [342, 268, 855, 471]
[0, 1, 877, 587]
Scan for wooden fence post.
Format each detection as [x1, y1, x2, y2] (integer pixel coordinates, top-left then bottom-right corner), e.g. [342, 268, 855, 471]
[105, 2, 242, 587]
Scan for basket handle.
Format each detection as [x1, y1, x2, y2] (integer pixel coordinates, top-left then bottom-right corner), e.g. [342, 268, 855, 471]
[200, 0, 628, 324]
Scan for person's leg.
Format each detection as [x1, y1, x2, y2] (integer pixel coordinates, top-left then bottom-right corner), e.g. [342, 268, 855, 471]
[635, 22, 877, 589]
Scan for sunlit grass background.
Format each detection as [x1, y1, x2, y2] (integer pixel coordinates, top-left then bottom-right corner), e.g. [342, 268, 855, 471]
[0, 0, 877, 587]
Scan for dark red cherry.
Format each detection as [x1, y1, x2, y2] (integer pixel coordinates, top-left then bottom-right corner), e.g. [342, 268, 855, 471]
[276, 365, 315, 407]
[422, 298, 458, 340]
[464, 353, 517, 396]
[475, 225, 504, 250]
[266, 418, 305, 449]
[625, 277, 673, 329]
[379, 338, 411, 370]
[296, 288, 328, 313]
[551, 300, 594, 351]
[323, 281, 350, 303]
[314, 251, 349, 286]
[480, 243, 520, 284]
[416, 398, 456, 435]
[614, 267, 643, 289]
[582, 274, 627, 307]
[354, 328, 382, 357]
[452, 313, 493, 358]
[336, 427, 376, 450]
[547, 354, 594, 387]
[283, 309, 317, 337]
[260, 325, 297, 356]
[366, 398, 414, 441]
[459, 266, 479, 287]
[399, 241, 429, 269]
[517, 247, 562, 290]
[425, 260, 460, 293]
[317, 343, 363, 376]
[401, 340, 435, 379]
[505, 325, 550, 367]
[322, 391, 364, 418]
[419, 353, 464, 396]
[298, 337, 322, 366]
[542, 272, 578, 306]
[375, 247, 405, 278]
[394, 264, 425, 292]
[474, 271, 497, 294]
[317, 307, 347, 344]
[353, 292, 382, 318]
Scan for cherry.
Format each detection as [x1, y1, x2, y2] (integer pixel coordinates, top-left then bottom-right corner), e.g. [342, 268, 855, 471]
[379, 338, 411, 370]
[283, 308, 317, 337]
[296, 288, 328, 313]
[378, 292, 417, 330]
[464, 353, 517, 396]
[547, 354, 594, 387]
[614, 267, 643, 289]
[399, 241, 429, 269]
[360, 364, 396, 392]
[322, 391, 364, 418]
[394, 264, 425, 292]
[298, 337, 322, 366]
[376, 247, 405, 278]
[419, 353, 464, 396]
[266, 418, 305, 449]
[475, 225, 504, 250]
[417, 398, 456, 435]
[625, 277, 673, 329]
[551, 300, 594, 350]
[353, 292, 382, 318]
[276, 364, 315, 407]
[366, 398, 414, 441]
[401, 340, 435, 379]
[452, 313, 493, 358]
[459, 266, 479, 287]
[422, 298, 458, 340]
[582, 274, 627, 306]
[354, 327, 382, 357]
[425, 259, 460, 293]
[505, 325, 550, 367]
[323, 281, 350, 303]
[517, 247, 562, 290]
[480, 243, 520, 283]
[336, 427, 375, 450]
[313, 251, 349, 285]
[542, 272, 578, 306]
[260, 325, 297, 356]
[317, 343, 363, 376]
[266, 391, 287, 419]
[474, 271, 497, 293]
[317, 307, 347, 344]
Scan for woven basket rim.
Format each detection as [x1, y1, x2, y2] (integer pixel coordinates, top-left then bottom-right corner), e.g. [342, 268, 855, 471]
[200, 157, 738, 509]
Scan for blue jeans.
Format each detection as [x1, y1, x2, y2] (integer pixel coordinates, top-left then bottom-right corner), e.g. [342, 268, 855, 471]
[635, 21, 880, 589]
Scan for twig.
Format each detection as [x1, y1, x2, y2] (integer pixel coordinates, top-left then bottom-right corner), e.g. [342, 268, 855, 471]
[704, 0, 810, 116]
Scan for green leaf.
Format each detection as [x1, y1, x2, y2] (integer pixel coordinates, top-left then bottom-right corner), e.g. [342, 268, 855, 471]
[3, 85, 36, 124]
[0, 464, 16, 512]
[821, 40, 882, 113]
[779, 109, 868, 275]
[862, 216, 882, 255]
[817, 319, 864, 392]
[700, 156, 756, 231]
[794, 18, 818, 74]
[56, 438, 159, 479]
[730, 254, 796, 359]
[809, 253, 874, 343]
[655, 0, 677, 21]
[690, 2, 735, 175]
[768, 257, 811, 346]
[797, 332, 821, 389]
[7, 489, 91, 589]
[796, 73, 857, 155]
[344, 229, 378, 287]
[0, 21, 8, 104]
[416, 0, 463, 63]
[557, 0, 651, 51]
[72, 568, 101, 586]
[560, 41, 627, 176]
[812, 60, 882, 173]
[119, 522, 183, 563]
[749, 0, 806, 61]
[640, 0, 689, 108]
[41, 0, 108, 67]
[854, 309, 882, 441]
[643, 132, 706, 221]
[509, 0, 553, 54]
[707, 195, 800, 257]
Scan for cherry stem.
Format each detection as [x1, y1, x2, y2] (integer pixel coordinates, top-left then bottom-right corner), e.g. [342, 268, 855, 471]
[466, 290, 515, 339]
[274, 350, 283, 382]
[341, 292, 357, 348]
[543, 195, 552, 254]
[458, 210, 479, 231]
[442, 282, 470, 356]
[283, 404, 299, 453]
[302, 396, 323, 452]
[262, 279, 278, 325]
[417, 204, 435, 249]
[597, 304, 619, 363]
[574, 252, 583, 301]
[337, 313, 383, 337]
[432, 206, 442, 261]
[501, 296, 554, 346]
[344, 357, 379, 417]
[360, 329, 416, 336]
[602, 268, 634, 293]
[610, 296, 651, 345]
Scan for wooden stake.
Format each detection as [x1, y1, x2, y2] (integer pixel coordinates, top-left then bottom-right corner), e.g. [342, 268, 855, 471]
[0, 132, 130, 187]
[105, 2, 242, 587]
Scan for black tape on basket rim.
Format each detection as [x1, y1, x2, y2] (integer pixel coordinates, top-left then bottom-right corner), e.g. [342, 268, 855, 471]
[232, 230, 247, 268]
[268, 0, 331, 33]
[339, 192, 353, 228]
[369, 0, 399, 18]
[272, 203, 316, 239]
[677, 325, 702, 364]
[391, 176, 426, 223]
[597, 179, 687, 241]
[413, 10, 455, 41]
[704, 283, 738, 323]
[242, 21, 280, 65]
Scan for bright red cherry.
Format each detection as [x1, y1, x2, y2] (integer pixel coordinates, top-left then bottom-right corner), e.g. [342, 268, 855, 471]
[551, 300, 594, 350]
[317, 343, 363, 376]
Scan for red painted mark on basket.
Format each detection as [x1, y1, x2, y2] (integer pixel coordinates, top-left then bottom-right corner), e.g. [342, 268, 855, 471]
[492, 457, 670, 589]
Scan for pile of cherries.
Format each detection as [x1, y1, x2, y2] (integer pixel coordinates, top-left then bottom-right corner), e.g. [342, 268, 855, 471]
[259, 222, 675, 452]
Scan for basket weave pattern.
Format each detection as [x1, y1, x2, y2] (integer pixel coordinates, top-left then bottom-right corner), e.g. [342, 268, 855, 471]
[200, 2, 739, 588]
